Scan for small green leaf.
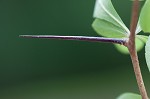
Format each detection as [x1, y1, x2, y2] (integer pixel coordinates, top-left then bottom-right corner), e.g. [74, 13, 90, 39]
[145, 36, 150, 71]
[136, 21, 142, 34]
[139, 0, 150, 33]
[92, 19, 127, 38]
[115, 37, 145, 54]
[117, 93, 141, 99]
[93, 0, 129, 34]
[137, 35, 148, 43]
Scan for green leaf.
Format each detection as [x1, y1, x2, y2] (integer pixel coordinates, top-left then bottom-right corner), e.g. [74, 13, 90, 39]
[115, 36, 145, 54]
[139, 0, 150, 33]
[145, 36, 150, 71]
[92, 19, 127, 38]
[137, 35, 148, 43]
[93, 0, 129, 34]
[117, 93, 141, 99]
[136, 21, 142, 34]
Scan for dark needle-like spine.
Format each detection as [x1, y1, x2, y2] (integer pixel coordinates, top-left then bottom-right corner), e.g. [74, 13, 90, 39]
[20, 35, 126, 45]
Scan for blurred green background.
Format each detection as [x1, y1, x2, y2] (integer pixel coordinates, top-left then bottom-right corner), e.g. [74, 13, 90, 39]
[0, 0, 149, 99]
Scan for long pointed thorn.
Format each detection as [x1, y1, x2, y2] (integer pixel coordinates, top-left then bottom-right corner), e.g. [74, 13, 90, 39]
[20, 35, 127, 45]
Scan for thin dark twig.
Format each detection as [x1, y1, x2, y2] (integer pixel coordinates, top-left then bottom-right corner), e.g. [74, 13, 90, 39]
[20, 35, 126, 45]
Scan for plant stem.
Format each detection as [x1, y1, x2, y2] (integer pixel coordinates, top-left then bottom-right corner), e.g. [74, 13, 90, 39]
[126, 0, 149, 99]
[20, 35, 126, 45]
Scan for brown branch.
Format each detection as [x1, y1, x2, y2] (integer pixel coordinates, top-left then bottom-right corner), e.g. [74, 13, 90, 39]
[127, 0, 149, 99]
